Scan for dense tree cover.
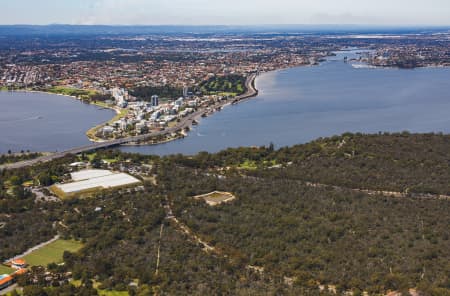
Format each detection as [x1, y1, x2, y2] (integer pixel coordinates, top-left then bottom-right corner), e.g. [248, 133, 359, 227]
[130, 85, 183, 100]
[89, 93, 114, 102]
[35, 86, 113, 103]
[19, 284, 98, 296]
[199, 74, 246, 95]
[0, 198, 56, 260]
[15, 266, 99, 296]
[167, 168, 450, 294]
[40, 185, 328, 295]
[259, 132, 450, 195]
[165, 133, 450, 195]
[0, 156, 75, 261]
[1, 133, 450, 295]
[0, 152, 42, 165]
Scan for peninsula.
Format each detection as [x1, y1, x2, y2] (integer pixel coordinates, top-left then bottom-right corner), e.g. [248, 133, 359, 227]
[0, 74, 258, 170]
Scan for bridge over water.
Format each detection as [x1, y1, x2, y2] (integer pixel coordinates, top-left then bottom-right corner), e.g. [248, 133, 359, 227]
[0, 74, 258, 170]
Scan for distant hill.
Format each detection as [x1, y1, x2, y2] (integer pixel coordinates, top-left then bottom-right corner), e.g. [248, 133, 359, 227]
[0, 24, 449, 36]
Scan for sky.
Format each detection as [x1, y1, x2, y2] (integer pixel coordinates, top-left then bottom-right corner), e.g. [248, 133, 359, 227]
[1, 0, 450, 26]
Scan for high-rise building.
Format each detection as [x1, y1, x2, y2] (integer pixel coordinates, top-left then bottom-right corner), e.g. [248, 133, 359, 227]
[151, 95, 159, 107]
[183, 86, 189, 98]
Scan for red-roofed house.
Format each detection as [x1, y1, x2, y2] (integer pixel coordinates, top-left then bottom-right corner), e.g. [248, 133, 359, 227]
[0, 274, 13, 290]
[11, 259, 27, 269]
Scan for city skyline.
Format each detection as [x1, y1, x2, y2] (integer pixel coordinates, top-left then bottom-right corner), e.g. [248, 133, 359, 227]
[1, 0, 450, 26]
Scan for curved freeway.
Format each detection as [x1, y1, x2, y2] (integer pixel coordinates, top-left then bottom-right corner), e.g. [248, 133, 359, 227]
[0, 74, 258, 170]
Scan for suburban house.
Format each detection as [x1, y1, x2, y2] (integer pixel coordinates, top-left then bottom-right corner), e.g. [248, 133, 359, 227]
[0, 274, 13, 290]
[11, 259, 27, 269]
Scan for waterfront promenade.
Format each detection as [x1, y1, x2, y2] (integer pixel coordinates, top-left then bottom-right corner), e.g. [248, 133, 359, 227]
[0, 74, 258, 170]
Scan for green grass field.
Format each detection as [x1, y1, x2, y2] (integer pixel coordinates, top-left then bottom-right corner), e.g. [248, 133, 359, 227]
[47, 86, 97, 98]
[23, 239, 83, 267]
[0, 265, 14, 275]
[238, 160, 258, 170]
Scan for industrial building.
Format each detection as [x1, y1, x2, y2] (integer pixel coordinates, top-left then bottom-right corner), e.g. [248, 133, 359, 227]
[51, 169, 141, 198]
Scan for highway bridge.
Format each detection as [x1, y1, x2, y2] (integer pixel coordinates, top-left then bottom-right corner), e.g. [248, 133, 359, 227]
[0, 74, 258, 170]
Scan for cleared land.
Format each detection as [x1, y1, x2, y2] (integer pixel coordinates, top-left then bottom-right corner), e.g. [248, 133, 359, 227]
[194, 191, 236, 206]
[22, 239, 82, 267]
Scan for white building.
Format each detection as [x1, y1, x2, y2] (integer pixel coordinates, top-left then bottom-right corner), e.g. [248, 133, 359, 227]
[175, 97, 184, 106]
[52, 169, 141, 198]
[102, 126, 115, 136]
[119, 118, 128, 130]
[151, 95, 159, 107]
[111, 87, 129, 107]
[135, 121, 147, 134]
[150, 111, 161, 121]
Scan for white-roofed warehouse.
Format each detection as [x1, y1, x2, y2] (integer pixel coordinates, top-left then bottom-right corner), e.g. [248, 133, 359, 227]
[70, 169, 114, 181]
[51, 169, 141, 198]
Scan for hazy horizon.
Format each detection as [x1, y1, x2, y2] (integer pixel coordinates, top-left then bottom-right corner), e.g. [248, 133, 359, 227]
[2, 0, 450, 26]
[2, 24, 450, 28]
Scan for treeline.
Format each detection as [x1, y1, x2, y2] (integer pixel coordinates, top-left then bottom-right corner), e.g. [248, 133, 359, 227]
[43, 87, 113, 102]
[265, 132, 450, 195]
[199, 74, 246, 94]
[19, 184, 329, 295]
[164, 164, 450, 295]
[165, 132, 450, 195]
[0, 155, 76, 261]
[0, 152, 42, 165]
[2, 132, 450, 295]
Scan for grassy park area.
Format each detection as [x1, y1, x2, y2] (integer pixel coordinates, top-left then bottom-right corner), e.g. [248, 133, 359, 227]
[0, 265, 14, 275]
[199, 74, 246, 95]
[46, 86, 97, 98]
[23, 239, 83, 267]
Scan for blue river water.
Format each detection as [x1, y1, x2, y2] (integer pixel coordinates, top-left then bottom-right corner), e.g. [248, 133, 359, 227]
[121, 51, 450, 155]
[0, 92, 115, 153]
[1, 51, 450, 155]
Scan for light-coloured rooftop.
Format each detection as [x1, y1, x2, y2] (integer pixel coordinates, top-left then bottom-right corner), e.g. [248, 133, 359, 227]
[56, 170, 141, 194]
[71, 169, 114, 181]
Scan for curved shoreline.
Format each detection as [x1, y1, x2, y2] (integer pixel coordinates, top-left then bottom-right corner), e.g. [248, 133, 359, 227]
[0, 74, 258, 162]
[94, 73, 259, 147]
[0, 88, 119, 118]
[0, 89, 123, 142]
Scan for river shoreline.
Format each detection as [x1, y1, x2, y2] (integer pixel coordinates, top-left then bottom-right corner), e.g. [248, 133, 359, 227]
[1, 89, 120, 112]
[4, 49, 450, 165]
[0, 52, 353, 154]
[0, 89, 120, 118]
[2, 73, 259, 148]
[91, 73, 259, 147]
[0, 89, 124, 142]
